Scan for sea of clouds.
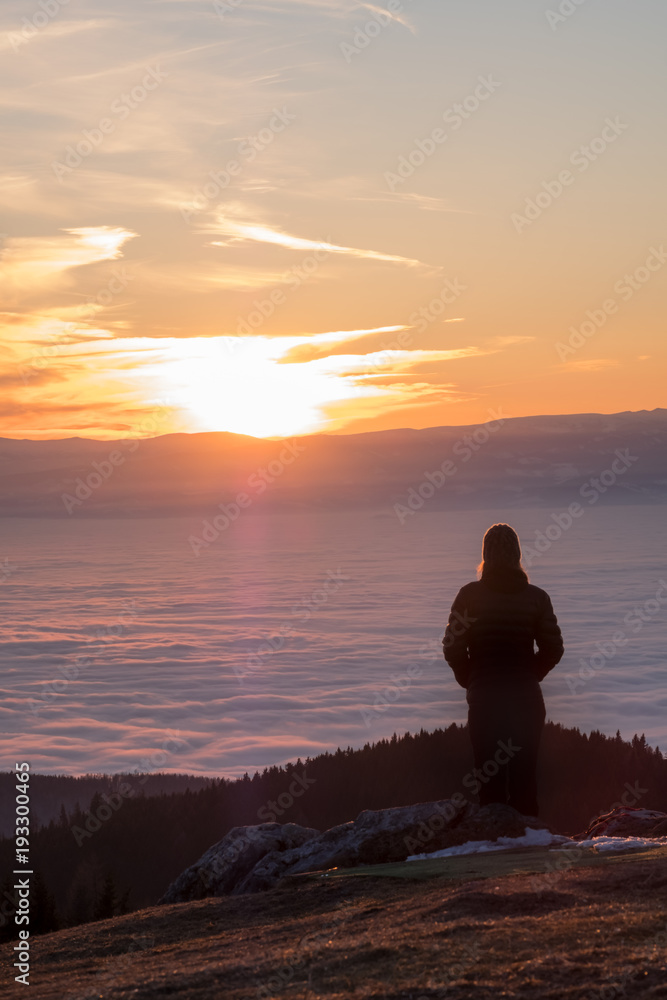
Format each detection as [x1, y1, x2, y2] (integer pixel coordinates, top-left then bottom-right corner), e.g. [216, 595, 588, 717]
[1, 504, 666, 777]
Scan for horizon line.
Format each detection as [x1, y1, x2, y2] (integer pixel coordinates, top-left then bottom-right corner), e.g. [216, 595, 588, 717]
[1, 405, 665, 445]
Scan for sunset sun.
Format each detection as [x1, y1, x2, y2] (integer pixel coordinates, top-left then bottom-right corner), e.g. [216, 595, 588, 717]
[152, 336, 349, 438]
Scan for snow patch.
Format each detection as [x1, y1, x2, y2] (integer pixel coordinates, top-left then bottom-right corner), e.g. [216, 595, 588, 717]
[566, 835, 667, 852]
[406, 826, 570, 861]
[406, 825, 667, 862]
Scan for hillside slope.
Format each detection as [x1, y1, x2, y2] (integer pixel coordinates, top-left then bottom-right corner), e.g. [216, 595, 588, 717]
[2, 846, 667, 999]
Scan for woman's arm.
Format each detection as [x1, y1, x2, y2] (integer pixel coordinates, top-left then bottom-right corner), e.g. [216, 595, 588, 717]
[442, 586, 473, 689]
[533, 590, 564, 681]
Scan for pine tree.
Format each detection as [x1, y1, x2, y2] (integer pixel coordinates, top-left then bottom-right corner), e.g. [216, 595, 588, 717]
[118, 886, 131, 915]
[0, 875, 17, 944]
[94, 872, 118, 921]
[31, 870, 59, 935]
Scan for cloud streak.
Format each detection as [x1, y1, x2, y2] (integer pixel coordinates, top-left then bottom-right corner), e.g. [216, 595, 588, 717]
[207, 211, 436, 269]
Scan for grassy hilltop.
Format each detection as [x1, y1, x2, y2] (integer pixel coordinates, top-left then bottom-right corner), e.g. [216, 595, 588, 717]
[2, 844, 667, 999]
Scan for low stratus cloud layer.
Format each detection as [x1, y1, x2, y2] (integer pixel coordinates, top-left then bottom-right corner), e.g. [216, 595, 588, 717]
[3, 505, 665, 776]
[1, 0, 665, 438]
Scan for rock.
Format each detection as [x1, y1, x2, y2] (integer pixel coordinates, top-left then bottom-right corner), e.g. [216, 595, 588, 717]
[158, 822, 320, 904]
[234, 797, 477, 894]
[452, 803, 551, 845]
[160, 798, 558, 901]
[232, 848, 298, 895]
[579, 807, 667, 840]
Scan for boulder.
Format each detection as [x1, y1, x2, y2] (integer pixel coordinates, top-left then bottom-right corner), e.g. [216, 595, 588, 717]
[451, 802, 551, 845]
[578, 807, 667, 840]
[234, 797, 477, 894]
[158, 822, 319, 904]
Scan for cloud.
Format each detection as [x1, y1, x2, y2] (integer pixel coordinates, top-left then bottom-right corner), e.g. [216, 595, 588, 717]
[559, 359, 621, 372]
[2, 227, 137, 291]
[276, 325, 408, 363]
[163, 0, 412, 20]
[385, 192, 469, 212]
[489, 336, 535, 348]
[205, 207, 437, 269]
[356, 2, 417, 33]
[306, 346, 484, 377]
[0, 18, 112, 54]
[0, 368, 68, 389]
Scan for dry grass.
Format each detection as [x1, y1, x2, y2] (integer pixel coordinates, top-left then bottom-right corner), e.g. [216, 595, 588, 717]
[2, 849, 667, 999]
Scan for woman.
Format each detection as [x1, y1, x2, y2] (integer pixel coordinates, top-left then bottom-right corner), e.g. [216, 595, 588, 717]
[443, 523, 563, 817]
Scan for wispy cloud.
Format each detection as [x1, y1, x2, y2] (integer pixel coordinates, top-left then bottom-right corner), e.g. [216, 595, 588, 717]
[558, 358, 621, 372]
[358, 1, 417, 33]
[206, 208, 436, 268]
[0, 18, 110, 53]
[2, 227, 136, 292]
[320, 346, 484, 374]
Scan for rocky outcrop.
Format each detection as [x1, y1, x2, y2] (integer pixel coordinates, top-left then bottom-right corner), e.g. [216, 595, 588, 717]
[579, 806, 667, 840]
[158, 822, 320, 904]
[159, 798, 554, 903]
[232, 797, 477, 895]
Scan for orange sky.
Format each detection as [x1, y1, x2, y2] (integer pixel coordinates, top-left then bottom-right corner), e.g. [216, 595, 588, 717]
[1, 0, 665, 440]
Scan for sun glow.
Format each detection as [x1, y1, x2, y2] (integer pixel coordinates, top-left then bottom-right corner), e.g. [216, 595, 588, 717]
[47, 324, 484, 439]
[150, 335, 371, 438]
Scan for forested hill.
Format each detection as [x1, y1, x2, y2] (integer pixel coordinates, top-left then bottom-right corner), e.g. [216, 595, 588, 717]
[0, 772, 215, 839]
[1, 723, 664, 941]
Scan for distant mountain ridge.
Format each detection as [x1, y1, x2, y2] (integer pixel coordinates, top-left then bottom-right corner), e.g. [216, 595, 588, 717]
[0, 408, 665, 516]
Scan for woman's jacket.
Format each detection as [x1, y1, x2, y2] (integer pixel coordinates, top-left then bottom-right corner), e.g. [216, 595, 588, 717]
[443, 567, 564, 690]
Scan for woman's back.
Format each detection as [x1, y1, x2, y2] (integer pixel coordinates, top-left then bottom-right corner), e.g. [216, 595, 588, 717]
[444, 565, 563, 687]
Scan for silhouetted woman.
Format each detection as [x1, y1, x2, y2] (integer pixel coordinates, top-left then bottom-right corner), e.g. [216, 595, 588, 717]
[443, 523, 563, 817]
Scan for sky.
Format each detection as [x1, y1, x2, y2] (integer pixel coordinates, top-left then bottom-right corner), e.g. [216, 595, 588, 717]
[1, 0, 665, 440]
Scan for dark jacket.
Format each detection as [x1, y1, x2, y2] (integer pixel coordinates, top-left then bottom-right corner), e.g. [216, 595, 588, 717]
[442, 567, 564, 690]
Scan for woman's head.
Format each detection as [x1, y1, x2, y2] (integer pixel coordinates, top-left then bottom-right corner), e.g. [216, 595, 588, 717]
[477, 523, 528, 578]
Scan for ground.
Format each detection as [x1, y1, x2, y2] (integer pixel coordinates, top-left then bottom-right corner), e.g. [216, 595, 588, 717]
[2, 846, 667, 999]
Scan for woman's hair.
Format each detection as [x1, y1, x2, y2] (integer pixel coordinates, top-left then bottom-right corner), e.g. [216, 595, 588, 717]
[476, 522, 529, 580]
